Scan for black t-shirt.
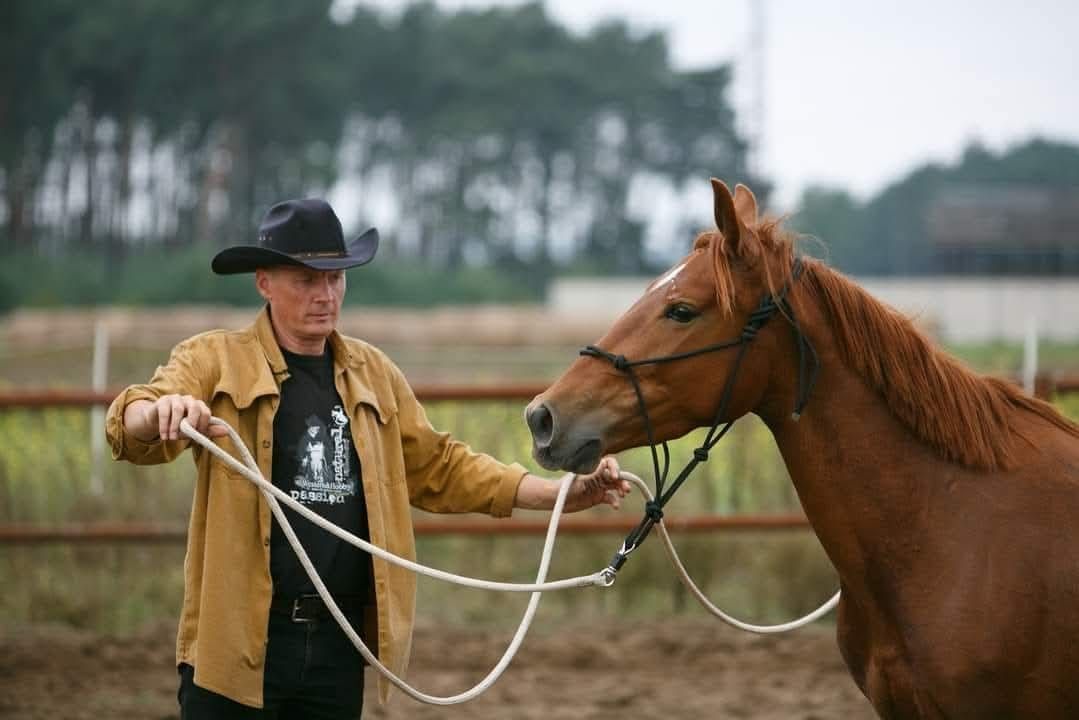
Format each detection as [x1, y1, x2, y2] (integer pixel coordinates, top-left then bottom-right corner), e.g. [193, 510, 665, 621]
[269, 346, 371, 600]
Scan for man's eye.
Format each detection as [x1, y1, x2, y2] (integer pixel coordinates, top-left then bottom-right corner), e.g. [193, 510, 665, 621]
[664, 304, 699, 323]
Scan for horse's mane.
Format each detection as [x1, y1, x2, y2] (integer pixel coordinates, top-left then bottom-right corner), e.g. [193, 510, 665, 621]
[705, 221, 1079, 471]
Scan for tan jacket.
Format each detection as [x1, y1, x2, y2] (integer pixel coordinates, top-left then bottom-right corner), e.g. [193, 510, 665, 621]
[105, 307, 527, 707]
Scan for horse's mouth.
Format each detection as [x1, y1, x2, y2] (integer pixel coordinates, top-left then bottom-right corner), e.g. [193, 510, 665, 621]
[532, 437, 603, 474]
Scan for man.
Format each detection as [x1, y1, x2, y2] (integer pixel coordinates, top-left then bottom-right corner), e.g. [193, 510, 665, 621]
[105, 198, 629, 719]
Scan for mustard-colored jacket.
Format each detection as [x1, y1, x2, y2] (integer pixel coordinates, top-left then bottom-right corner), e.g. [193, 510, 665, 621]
[105, 308, 528, 707]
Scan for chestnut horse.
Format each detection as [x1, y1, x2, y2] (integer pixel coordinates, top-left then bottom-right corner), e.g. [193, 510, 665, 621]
[526, 179, 1079, 719]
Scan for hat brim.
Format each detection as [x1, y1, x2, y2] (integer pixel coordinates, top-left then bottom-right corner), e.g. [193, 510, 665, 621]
[211, 228, 379, 275]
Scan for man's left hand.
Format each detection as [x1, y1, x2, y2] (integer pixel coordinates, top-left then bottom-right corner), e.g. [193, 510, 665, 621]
[563, 456, 631, 513]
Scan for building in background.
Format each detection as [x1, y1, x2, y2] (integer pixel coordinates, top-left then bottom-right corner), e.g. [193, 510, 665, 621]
[928, 184, 1079, 275]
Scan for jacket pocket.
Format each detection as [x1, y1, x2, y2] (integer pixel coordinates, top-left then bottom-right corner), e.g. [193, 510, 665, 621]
[353, 400, 404, 486]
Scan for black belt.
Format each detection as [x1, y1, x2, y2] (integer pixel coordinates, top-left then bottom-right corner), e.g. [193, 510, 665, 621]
[270, 593, 366, 623]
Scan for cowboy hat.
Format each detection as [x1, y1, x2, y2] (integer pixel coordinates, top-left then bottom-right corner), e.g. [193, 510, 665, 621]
[211, 198, 379, 274]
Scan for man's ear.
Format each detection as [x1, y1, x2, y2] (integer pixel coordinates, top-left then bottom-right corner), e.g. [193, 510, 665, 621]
[254, 268, 273, 302]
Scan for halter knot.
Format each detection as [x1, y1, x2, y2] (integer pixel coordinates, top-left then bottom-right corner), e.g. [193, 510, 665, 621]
[748, 306, 775, 324]
[693, 448, 709, 462]
[613, 355, 630, 371]
[644, 501, 665, 521]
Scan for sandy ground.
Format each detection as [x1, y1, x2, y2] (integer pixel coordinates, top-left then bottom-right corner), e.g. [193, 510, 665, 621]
[0, 617, 876, 720]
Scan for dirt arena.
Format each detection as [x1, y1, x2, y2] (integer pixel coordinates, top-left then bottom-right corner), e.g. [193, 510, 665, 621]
[1, 617, 876, 719]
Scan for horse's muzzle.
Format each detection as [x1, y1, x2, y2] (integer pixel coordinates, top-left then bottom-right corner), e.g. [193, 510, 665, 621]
[525, 400, 602, 473]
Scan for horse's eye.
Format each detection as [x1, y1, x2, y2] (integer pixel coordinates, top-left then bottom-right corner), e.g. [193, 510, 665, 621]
[664, 303, 699, 323]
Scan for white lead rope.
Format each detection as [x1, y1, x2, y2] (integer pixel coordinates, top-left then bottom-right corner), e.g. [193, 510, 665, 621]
[180, 416, 839, 704]
[183, 417, 597, 705]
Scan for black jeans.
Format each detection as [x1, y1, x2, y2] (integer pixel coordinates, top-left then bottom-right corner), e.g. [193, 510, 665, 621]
[178, 611, 366, 719]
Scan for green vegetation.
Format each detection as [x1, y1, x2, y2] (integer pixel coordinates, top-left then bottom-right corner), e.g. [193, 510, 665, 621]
[1054, 392, 1079, 422]
[948, 341, 1079, 375]
[0, 247, 544, 308]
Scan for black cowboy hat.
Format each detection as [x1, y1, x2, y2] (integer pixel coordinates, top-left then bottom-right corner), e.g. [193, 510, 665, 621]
[211, 198, 379, 274]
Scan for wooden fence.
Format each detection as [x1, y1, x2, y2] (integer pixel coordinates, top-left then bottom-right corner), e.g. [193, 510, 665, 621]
[2, 375, 1076, 544]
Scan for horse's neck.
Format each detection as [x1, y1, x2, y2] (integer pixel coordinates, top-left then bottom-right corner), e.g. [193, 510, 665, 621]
[760, 321, 954, 590]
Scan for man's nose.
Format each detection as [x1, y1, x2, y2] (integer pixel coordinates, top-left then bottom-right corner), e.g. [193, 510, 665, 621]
[314, 276, 336, 300]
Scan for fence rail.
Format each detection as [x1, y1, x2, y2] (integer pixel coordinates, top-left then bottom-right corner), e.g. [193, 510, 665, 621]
[1, 374, 1078, 409]
[3, 376, 1076, 545]
[0, 384, 550, 408]
[0, 514, 812, 545]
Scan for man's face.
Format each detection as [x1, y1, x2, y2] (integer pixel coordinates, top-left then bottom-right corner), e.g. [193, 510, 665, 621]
[256, 265, 346, 346]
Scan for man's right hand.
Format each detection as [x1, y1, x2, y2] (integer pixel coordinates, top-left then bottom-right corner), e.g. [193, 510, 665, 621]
[125, 395, 228, 442]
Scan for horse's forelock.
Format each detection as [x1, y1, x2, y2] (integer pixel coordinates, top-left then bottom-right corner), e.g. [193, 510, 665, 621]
[697, 220, 798, 318]
[756, 219, 798, 301]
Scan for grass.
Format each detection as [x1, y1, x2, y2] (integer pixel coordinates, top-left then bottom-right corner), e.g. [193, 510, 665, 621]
[949, 340, 1079, 375]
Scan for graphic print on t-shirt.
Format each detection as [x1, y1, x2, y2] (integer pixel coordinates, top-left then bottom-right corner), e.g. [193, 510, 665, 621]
[271, 346, 369, 599]
[291, 406, 357, 506]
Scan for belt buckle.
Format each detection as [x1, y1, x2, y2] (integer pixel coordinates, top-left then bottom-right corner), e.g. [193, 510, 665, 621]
[290, 595, 319, 623]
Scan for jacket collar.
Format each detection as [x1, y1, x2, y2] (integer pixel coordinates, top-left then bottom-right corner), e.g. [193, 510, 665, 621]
[210, 307, 286, 410]
[327, 325, 364, 372]
[254, 306, 289, 379]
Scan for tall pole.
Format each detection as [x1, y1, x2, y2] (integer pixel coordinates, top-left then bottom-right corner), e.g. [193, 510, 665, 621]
[90, 318, 109, 495]
[748, 0, 767, 180]
[1023, 316, 1039, 396]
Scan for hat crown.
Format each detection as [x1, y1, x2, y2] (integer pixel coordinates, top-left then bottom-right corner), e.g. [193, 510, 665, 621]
[258, 198, 345, 257]
[211, 197, 377, 274]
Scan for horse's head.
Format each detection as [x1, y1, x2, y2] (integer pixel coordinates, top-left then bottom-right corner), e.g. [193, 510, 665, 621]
[527, 179, 800, 473]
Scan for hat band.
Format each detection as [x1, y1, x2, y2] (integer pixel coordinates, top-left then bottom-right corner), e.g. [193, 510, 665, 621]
[291, 250, 346, 259]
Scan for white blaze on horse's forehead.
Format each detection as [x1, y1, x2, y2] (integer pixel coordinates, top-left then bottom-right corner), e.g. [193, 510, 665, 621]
[649, 262, 688, 293]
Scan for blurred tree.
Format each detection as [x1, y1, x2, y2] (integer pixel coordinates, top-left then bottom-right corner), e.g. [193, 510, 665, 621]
[149, 0, 352, 245]
[0, 0, 80, 251]
[1, 0, 756, 303]
[790, 186, 863, 271]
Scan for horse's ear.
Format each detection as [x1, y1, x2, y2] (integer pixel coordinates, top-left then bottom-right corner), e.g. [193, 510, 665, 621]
[711, 178, 741, 252]
[733, 183, 759, 226]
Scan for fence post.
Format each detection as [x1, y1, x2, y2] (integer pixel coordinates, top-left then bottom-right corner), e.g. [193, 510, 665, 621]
[89, 318, 109, 495]
[1022, 316, 1038, 396]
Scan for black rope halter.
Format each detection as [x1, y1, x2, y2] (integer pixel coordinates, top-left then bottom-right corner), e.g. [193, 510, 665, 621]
[582, 258, 820, 578]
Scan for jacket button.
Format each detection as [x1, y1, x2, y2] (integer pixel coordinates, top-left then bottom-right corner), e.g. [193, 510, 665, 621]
[263, 537, 270, 546]
[262, 440, 270, 449]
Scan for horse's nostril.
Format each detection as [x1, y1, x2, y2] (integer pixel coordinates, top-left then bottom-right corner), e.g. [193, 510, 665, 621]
[526, 403, 555, 448]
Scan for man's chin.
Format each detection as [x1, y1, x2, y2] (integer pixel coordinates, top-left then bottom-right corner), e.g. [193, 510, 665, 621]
[306, 317, 336, 331]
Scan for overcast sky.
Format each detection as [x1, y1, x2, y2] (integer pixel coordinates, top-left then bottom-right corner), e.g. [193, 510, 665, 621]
[354, 0, 1079, 211]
